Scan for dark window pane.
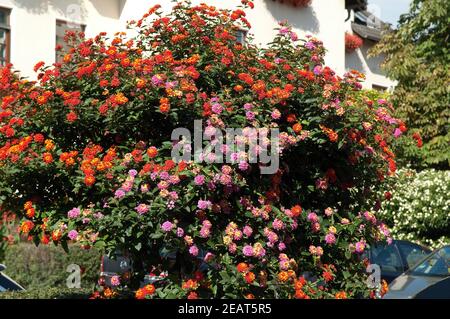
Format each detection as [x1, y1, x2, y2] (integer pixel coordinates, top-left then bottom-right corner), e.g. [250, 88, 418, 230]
[0, 11, 6, 25]
[0, 30, 6, 63]
[0, 8, 10, 65]
[236, 30, 247, 44]
[0, 274, 23, 291]
[371, 244, 403, 273]
[372, 84, 387, 91]
[412, 247, 450, 277]
[397, 242, 430, 268]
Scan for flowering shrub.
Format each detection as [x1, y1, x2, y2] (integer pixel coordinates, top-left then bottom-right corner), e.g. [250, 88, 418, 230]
[378, 169, 450, 249]
[0, 1, 409, 298]
[345, 33, 363, 52]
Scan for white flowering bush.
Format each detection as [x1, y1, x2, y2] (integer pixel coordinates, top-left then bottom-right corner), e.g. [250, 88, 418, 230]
[378, 169, 450, 248]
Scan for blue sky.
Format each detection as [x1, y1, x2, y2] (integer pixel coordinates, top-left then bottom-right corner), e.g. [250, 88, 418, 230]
[368, 0, 412, 26]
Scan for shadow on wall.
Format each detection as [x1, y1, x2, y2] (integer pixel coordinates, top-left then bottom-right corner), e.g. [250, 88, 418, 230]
[12, 0, 88, 20]
[263, 0, 320, 33]
[13, 0, 122, 20]
[345, 41, 386, 76]
[88, 0, 121, 19]
[360, 41, 384, 75]
[345, 49, 365, 72]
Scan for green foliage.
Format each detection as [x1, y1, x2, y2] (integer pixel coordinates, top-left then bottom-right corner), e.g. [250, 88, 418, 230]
[0, 213, 16, 262]
[0, 224, 6, 262]
[378, 169, 450, 248]
[0, 287, 92, 299]
[370, 0, 450, 169]
[2, 243, 101, 289]
[0, 1, 404, 298]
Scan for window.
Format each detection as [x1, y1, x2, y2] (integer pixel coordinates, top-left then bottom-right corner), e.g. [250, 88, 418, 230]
[236, 29, 247, 45]
[56, 19, 85, 62]
[397, 242, 430, 268]
[411, 246, 450, 277]
[372, 84, 387, 92]
[0, 7, 11, 66]
[371, 244, 403, 274]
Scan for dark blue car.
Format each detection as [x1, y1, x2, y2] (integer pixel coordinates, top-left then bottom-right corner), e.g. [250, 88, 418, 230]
[366, 240, 431, 284]
[0, 264, 25, 292]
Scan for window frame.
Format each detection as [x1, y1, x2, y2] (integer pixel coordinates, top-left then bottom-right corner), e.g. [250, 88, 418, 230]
[0, 7, 11, 66]
[397, 241, 431, 269]
[370, 243, 404, 274]
[372, 84, 388, 92]
[235, 29, 248, 45]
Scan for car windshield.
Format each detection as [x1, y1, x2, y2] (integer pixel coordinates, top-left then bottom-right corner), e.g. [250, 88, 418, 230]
[410, 246, 450, 277]
[0, 274, 23, 291]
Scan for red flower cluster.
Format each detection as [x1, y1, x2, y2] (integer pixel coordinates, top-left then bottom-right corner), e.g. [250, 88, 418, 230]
[345, 33, 363, 52]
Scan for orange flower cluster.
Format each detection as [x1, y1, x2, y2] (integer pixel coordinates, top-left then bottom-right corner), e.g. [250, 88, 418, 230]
[80, 145, 117, 186]
[59, 151, 78, 166]
[90, 287, 118, 299]
[135, 284, 156, 299]
[159, 97, 170, 113]
[319, 124, 338, 142]
[19, 220, 34, 234]
[146, 146, 158, 159]
[278, 270, 296, 283]
[0, 135, 33, 162]
[23, 201, 35, 219]
[335, 291, 348, 299]
[291, 205, 302, 217]
[294, 276, 310, 299]
[98, 92, 129, 115]
[44, 139, 55, 151]
[42, 152, 53, 164]
[236, 262, 257, 284]
[182, 279, 199, 290]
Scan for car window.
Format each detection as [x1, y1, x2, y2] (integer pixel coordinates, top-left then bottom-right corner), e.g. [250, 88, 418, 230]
[397, 242, 430, 268]
[371, 244, 403, 273]
[411, 247, 450, 277]
[0, 274, 23, 291]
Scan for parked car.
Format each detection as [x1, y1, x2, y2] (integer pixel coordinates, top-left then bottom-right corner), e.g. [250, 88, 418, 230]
[365, 240, 431, 284]
[383, 245, 450, 299]
[100, 248, 198, 288]
[0, 264, 25, 292]
[101, 239, 430, 288]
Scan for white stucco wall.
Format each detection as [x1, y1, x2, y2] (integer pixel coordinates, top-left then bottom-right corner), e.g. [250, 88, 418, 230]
[0, 0, 122, 79]
[0, 0, 393, 88]
[119, 0, 347, 75]
[344, 9, 395, 90]
[345, 42, 396, 90]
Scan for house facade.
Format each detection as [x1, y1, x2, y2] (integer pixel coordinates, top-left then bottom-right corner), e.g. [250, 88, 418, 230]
[0, 0, 394, 90]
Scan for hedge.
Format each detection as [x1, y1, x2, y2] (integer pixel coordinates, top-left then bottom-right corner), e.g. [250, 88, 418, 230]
[0, 287, 92, 299]
[378, 169, 450, 248]
[2, 243, 101, 290]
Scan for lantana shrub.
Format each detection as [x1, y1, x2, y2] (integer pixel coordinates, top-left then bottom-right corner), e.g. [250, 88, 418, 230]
[0, 1, 406, 298]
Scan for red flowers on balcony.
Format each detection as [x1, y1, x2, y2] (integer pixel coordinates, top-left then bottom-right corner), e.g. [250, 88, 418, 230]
[273, 0, 312, 8]
[345, 32, 363, 52]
